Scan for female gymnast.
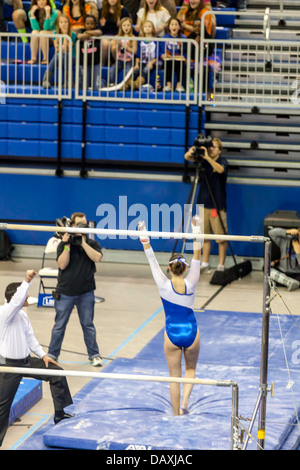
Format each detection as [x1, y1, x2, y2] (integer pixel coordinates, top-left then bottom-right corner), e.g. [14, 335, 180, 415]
[138, 216, 201, 416]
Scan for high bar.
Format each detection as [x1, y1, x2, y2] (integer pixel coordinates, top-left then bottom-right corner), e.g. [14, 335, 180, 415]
[0, 366, 236, 388]
[0, 223, 269, 243]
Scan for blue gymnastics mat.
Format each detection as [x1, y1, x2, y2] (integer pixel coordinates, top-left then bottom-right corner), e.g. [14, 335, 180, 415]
[18, 310, 300, 450]
[9, 379, 42, 426]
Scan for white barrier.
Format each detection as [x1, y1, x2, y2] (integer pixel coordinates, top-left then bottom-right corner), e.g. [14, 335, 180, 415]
[0, 222, 269, 243]
[0, 33, 73, 99]
[75, 35, 199, 105]
[199, 10, 300, 109]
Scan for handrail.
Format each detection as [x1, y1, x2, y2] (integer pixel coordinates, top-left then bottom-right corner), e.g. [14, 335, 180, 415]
[263, 7, 271, 42]
[199, 9, 300, 109]
[0, 32, 73, 99]
[263, 8, 272, 70]
[74, 35, 199, 105]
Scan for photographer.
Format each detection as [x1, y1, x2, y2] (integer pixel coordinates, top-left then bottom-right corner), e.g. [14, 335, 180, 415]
[185, 136, 228, 272]
[48, 212, 104, 367]
[268, 227, 300, 291]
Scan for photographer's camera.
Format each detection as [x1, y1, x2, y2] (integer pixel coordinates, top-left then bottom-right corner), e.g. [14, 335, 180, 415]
[193, 133, 213, 162]
[55, 217, 88, 245]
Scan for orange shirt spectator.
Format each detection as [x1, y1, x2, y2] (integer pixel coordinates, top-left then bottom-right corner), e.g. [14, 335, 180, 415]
[63, 0, 92, 32]
[177, 0, 216, 38]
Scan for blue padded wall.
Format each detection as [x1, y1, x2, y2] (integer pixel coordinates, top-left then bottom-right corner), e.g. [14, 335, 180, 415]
[2, 171, 300, 257]
[0, 98, 201, 163]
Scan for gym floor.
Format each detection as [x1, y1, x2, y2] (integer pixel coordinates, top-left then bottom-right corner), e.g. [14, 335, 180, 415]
[0, 253, 299, 450]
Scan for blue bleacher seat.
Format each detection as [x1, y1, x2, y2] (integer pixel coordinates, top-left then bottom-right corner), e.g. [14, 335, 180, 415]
[1, 41, 31, 61]
[0, 62, 53, 83]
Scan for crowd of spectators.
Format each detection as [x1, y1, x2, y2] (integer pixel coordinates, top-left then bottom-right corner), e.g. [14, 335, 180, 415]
[0, 0, 248, 90]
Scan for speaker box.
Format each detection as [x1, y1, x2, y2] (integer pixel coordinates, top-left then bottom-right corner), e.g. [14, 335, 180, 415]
[210, 260, 252, 286]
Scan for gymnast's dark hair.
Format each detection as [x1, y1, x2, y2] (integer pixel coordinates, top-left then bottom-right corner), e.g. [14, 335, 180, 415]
[5, 282, 22, 303]
[168, 254, 186, 276]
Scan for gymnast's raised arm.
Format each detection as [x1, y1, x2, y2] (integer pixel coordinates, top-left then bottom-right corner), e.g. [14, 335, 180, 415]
[138, 221, 168, 287]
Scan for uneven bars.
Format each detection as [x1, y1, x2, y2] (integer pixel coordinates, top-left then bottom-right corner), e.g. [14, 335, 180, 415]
[0, 223, 268, 243]
[0, 366, 236, 388]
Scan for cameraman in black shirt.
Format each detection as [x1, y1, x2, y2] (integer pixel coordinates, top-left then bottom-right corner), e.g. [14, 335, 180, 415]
[48, 212, 103, 367]
[185, 136, 229, 273]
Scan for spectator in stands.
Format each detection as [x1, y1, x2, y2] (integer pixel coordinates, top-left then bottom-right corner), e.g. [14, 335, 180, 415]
[177, 0, 216, 40]
[133, 19, 157, 90]
[99, 0, 130, 64]
[42, 13, 76, 87]
[268, 227, 300, 291]
[77, 14, 102, 88]
[121, 0, 139, 23]
[185, 137, 228, 272]
[63, 0, 94, 32]
[10, 0, 43, 42]
[160, 18, 187, 92]
[28, 0, 58, 64]
[177, 0, 212, 18]
[0, 0, 23, 32]
[86, 0, 99, 20]
[87, 0, 102, 12]
[108, 16, 137, 89]
[135, 0, 170, 37]
[140, 0, 177, 18]
[12, 0, 57, 44]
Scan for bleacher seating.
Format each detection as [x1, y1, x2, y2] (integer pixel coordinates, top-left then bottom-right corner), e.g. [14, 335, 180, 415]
[2, 0, 234, 169]
[5, 1, 293, 174]
[1, 97, 201, 165]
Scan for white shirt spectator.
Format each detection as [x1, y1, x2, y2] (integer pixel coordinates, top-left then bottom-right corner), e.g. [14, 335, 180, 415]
[137, 7, 170, 37]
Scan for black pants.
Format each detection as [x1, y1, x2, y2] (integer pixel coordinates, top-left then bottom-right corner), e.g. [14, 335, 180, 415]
[164, 61, 186, 87]
[0, 356, 73, 446]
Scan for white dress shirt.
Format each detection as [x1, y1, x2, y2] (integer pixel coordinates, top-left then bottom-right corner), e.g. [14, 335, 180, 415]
[0, 281, 46, 360]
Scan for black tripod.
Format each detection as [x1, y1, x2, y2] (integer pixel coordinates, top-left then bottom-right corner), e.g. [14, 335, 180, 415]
[171, 161, 252, 285]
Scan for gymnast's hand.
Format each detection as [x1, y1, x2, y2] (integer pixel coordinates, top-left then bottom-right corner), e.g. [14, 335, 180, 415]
[192, 215, 202, 252]
[138, 221, 150, 245]
[192, 215, 201, 233]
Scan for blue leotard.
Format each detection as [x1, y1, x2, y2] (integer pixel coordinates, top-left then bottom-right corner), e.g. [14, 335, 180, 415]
[145, 247, 200, 348]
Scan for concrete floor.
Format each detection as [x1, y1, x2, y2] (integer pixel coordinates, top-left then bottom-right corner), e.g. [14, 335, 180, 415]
[0, 254, 299, 450]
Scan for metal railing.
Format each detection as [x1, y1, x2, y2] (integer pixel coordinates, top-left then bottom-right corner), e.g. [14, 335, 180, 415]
[2, 9, 300, 109]
[0, 33, 198, 105]
[75, 35, 198, 105]
[0, 32, 73, 99]
[199, 10, 300, 109]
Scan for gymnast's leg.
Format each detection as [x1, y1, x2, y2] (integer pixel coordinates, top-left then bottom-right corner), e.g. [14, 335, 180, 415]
[164, 331, 182, 416]
[181, 330, 200, 414]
